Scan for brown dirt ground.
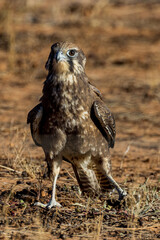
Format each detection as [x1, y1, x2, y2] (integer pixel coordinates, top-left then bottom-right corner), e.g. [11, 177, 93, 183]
[0, 0, 160, 239]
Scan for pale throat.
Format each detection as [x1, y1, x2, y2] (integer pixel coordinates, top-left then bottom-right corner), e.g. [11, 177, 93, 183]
[54, 62, 78, 85]
[54, 61, 70, 74]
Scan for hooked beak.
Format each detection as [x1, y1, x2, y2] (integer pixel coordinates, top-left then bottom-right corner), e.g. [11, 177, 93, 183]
[56, 51, 67, 63]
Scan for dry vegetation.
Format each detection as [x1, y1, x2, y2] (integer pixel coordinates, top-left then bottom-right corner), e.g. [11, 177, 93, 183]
[0, 0, 160, 239]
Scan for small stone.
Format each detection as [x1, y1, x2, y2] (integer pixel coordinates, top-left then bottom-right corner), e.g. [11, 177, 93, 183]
[16, 180, 22, 185]
[22, 171, 29, 177]
[41, 190, 46, 197]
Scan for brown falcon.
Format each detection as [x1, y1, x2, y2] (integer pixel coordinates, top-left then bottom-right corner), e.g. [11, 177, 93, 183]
[27, 42, 127, 208]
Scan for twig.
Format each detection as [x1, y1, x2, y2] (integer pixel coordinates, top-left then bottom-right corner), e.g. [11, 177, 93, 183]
[0, 164, 21, 174]
[103, 223, 160, 232]
[120, 144, 131, 169]
[65, 168, 77, 183]
[72, 203, 86, 208]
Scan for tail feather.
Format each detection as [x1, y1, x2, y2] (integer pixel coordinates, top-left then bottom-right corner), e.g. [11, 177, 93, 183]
[63, 157, 114, 195]
[71, 163, 101, 195]
[92, 164, 114, 192]
[71, 163, 114, 195]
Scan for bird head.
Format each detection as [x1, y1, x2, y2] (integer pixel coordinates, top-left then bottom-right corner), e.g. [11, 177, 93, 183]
[45, 42, 86, 74]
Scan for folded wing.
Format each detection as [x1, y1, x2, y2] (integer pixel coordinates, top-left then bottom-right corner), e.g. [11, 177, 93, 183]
[27, 103, 43, 147]
[91, 100, 116, 148]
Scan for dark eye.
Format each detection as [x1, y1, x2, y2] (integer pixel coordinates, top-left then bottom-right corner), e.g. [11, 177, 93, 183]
[67, 49, 77, 57]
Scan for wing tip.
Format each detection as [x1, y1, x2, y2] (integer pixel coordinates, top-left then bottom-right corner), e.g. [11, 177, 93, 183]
[110, 139, 115, 148]
[27, 112, 31, 124]
[27, 103, 42, 125]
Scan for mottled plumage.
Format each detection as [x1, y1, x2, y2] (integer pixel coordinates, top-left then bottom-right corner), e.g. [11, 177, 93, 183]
[27, 42, 126, 208]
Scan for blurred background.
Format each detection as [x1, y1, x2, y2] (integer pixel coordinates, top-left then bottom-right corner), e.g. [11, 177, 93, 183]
[0, 0, 159, 197]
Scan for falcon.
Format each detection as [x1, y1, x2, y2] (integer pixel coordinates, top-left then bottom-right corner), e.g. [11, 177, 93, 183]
[27, 42, 127, 208]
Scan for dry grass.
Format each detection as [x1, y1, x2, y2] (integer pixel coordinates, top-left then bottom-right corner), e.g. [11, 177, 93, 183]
[0, 135, 159, 239]
[0, 170, 159, 239]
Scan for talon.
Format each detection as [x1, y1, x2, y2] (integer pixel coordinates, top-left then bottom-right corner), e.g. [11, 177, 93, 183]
[118, 190, 127, 200]
[34, 201, 61, 209]
[47, 201, 62, 208]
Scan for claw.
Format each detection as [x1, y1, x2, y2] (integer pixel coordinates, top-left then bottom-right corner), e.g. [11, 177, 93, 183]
[118, 190, 127, 201]
[34, 200, 62, 209]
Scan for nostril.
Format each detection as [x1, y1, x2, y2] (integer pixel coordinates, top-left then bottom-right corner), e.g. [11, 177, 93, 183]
[56, 51, 64, 62]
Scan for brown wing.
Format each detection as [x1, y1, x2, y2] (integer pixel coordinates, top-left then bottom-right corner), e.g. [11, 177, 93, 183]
[91, 100, 116, 148]
[27, 103, 43, 147]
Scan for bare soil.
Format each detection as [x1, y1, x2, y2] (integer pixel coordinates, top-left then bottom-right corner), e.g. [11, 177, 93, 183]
[0, 1, 159, 239]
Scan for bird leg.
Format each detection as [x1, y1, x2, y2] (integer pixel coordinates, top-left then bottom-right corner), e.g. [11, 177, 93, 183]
[35, 156, 62, 208]
[105, 174, 127, 200]
[96, 158, 127, 200]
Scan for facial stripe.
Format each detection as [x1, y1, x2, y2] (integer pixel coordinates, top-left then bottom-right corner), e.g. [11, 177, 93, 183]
[68, 59, 74, 72]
